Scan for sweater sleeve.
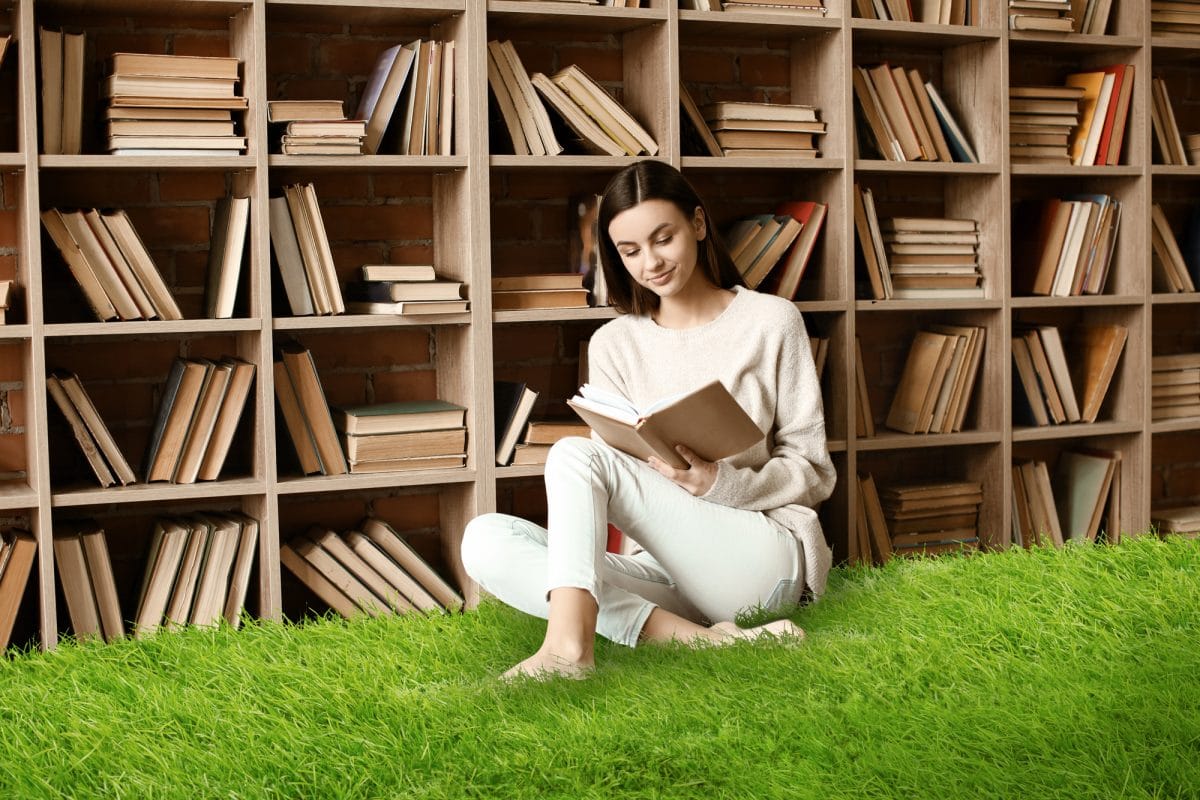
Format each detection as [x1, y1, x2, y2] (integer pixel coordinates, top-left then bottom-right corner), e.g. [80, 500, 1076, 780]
[700, 311, 836, 512]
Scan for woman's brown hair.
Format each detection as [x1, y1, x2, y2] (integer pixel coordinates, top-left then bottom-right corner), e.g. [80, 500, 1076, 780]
[597, 161, 744, 316]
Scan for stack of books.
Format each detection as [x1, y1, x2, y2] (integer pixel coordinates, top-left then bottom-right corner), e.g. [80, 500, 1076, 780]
[39, 28, 84, 154]
[1151, 204, 1198, 293]
[491, 273, 589, 311]
[1151, 504, 1200, 537]
[344, 267, 466, 316]
[885, 325, 986, 435]
[268, 100, 365, 155]
[508, 420, 592, 466]
[494, 380, 538, 466]
[1012, 323, 1126, 426]
[488, 39, 658, 157]
[104, 53, 247, 155]
[41, 208, 184, 322]
[142, 357, 258, 484]
[1009, 85, 1083, 164]
[1008, 0, 1073, 30]
[1151, 353, 1200, 421]
[133, 514, 260, 637]
[1151, 77, 1192, 166]
[54, 526, 122, 642]
[268, 183, 345, 316]
[0, 529, 37, 650]
[46, 370, 137, 488]
[880, 481, 983, 558]
[1013, 195, 1122, 297]
[1152, 1, 1200, 35]
[357, 38, 455, 156]
[696, 100, 827, 158]
[853, 0, 974, 22]
[280, 518, 463, 619]
[882, 217, 982, 299]
[332, 399, 467, 475]
[853, 64, 977, 163]
[273, 343, 347, 477]
[1064, 66, 1136, 166]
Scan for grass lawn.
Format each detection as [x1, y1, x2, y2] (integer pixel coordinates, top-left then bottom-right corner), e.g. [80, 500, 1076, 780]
[0, 535, 1197, 799]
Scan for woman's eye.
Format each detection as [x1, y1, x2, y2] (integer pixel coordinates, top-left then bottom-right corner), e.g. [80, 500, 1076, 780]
[620, 250, 638, 259]
[656, 237, 672, 246]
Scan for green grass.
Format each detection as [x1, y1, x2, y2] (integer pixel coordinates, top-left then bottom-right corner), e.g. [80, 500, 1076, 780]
[1, 536, 1198, 799]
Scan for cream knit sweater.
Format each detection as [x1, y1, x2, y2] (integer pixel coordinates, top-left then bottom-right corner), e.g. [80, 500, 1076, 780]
[587, 286, 838, 598]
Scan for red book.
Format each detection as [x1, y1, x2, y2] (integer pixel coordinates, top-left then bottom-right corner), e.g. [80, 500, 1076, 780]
[762, 200, 828, 300]
[1102, 64, 1134, 166]
[1094, 64, 1124, 167]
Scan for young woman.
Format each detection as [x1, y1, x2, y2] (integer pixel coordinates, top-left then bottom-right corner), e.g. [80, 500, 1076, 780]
[462, 161, 836, 679]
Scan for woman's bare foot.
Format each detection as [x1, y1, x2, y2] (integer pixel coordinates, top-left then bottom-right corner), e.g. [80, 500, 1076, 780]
[501, 647, 595, 681]
[709, 619, 805, 644]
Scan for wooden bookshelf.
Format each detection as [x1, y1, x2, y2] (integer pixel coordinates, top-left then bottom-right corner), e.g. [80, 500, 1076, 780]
[0, 0, 1191, 650]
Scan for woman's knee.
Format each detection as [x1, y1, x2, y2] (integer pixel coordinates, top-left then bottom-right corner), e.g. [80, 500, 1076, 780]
[461, 513, 516, 583]
[544, 435, 604, 475]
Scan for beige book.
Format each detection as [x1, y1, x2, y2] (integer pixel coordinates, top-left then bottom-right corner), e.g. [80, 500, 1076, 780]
[111, 52, 240, 80]
[343, 532, 419, 613]
[267, 99, 344, 122]
[280, 539, 360, 618]
[198, 359, 256, 481]
[424, 41, 443, 156]
[1053, 450, 1116, 543]
[891, 66, 936, 161]
[62, 32, 85, 155]
[886, 331, 953, 434]
[284, 185, 331, 314]
[855, 337, 876, 438]
[133, 519, 190, 637]
[269, 196, 315, 316]
[311, 529, 403, 614]
[1069, 324, 1127, 423]
[294, 533, 384, 617]
[108, 95, 247, 110]
[1022, 328, 1066, 424]
[357, 40, 419, 155]
[531, 72, 624, 156]
[59, 210, 141, 320]
[190, 516, 241, 627]
[274, 358, 322, 475]
[1012, 336, 1050, 426]
[907, 70, 952, 162]
[54, 533, 102, 642]
[486, 44, 530, 155]
[405, 40, 435, 156]
[852, 66, 900, 161]
[361, 518, 463, 611]
[438, 40, 456, 156]
[45, 374, 116, 487]
[498, 41, 562, 156]
[868, 63, 923, 161]
[164, 518, 210, 630]
[145, 359, 211, 482]
[205, 196, 251, 319]
[348, 454, 465, 474]
[84, 209, 156, 319]
[550, 65, 658, 156]
[487, 41, 547, 156]
[343, 427, 466, 463]
[173, 360, 233, 484]
[852, 186, 887, 300]
[858, 473, 892, 565]
[1035, 326, 1081, 423]
[222, 514, 259, 628]
[568, 380, 764, 471]
[40, 28, 63, 155]
[0, 530, 37, 651]
[100, 210, 184, 321]
[279, 343, 348, 475]
[58, 372, 137, 485]
[299, 183, 344, 314]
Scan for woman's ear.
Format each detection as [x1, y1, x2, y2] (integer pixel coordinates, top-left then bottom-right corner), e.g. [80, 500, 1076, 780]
[693, 206, 707, 241]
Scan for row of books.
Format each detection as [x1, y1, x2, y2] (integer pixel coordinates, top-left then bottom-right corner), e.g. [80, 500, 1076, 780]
[1152, 1, 1200, 35]
[854, 187, 982, 300]
[39, 28, 84, 155]
[685, 0, 826, 11]
[55, 514, 258, 643]
[1012, 450, 1121, 549]
[725, 201, 826, 292]
[1012, 194, 1121, 298]
[491, 273, 589, 312]
[280, 518, 462, 619]
[104, 53, 248, 155]
[48, 359, 255, 488]
[1008, 0, 1113, 33]
[680, 95, 827, 159]
[856, 0, 977, 23]
[268, 100, 366, 156]
[854, 475, 983, 566]
[269, 183, 344, 316]
[885, 325, 986, 435]
[1150, 77, 1198, 167]
[1151, 203, 1200, 294]
[357, 38, 455, 156]
[1151, 352, 1200, 422]
[853, 63, 977, 163]
[0, 530, 37, 651]
[334, 399, 467, 475]
[1012, 323, 1126, 427]
[487, 40, 658, 158]
[493, 380, 591, 467]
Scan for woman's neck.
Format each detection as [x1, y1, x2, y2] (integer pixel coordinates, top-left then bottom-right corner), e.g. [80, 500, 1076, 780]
[653, 282, 736, 330]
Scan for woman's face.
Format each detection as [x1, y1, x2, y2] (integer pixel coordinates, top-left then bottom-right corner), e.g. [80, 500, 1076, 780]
[607, 198, 707, 299]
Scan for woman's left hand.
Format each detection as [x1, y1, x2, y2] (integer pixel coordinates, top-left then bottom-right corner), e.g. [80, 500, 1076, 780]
[647, 445, 718, 496]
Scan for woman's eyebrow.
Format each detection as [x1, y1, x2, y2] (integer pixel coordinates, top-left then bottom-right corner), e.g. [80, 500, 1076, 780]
[614, 222, 672, 247]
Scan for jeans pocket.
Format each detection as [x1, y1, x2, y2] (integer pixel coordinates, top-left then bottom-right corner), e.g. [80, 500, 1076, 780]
[765, 578, 803, 612]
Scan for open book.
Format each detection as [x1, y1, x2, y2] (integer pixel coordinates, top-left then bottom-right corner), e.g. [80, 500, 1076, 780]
[567, 380, 763, 470]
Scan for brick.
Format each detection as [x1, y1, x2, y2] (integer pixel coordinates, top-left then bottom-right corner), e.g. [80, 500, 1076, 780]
[557, 47, 623, 83]
[313, 372, 368, 408]
[1166, 465, 1200, 499]
[321, 204, 433, 242]
[318, 38, 384, 77]
[1, 172, 19, 208]
[171, 34, 231, 58]
[174, 250, 211, 289]
[371, 369, 438, 401]
[85, 382, 157, 424]
[308, 173, 372, 202]
[739, 52, 790, 89]
[50, 340, 181, 382]
[158, 172, 227, 203]
[185, 336, 240, 362]
[280, 496, 367, 534]
[43, 172, 155, 207]
[266, 35, 314, 76]
[278, 77, 354, 101]
[493, 325, 559, 362]
[385, 244, 435, 264]
[124, 206, 211, 248]
[0, 344, 21, 383]
[305, 330, 430, 370]
[0, 433, 25, 472]
[5, 388, 24, 429]
[89, 33, 170, 62]
[681, 52, 737, 85]
[373, 493, 440, 531]
[371, 173, 433, 199]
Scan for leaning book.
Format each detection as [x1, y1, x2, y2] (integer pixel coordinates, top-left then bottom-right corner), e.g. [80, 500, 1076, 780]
[566, 380, 763, 470]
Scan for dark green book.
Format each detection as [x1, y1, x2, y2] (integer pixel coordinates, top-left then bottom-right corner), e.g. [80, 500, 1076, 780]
[332, 399, 466, 435]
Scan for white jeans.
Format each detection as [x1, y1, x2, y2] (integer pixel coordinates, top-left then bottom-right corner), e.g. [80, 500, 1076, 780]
[461, 437, 806, 647]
